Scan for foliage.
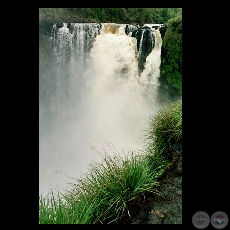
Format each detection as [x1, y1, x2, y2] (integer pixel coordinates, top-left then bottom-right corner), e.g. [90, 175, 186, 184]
[39, 190, 99, 224]
[67, 152, 159, 224]
[39, 8, 182, 24]
[158, 16, 182, 102]
[145, 99, 182, 164]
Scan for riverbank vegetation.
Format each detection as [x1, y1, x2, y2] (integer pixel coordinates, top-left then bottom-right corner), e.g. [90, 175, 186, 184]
[39, 99, 182, 224]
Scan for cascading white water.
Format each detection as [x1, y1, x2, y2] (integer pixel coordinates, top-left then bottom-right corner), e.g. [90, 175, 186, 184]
[39, 23, 162, 197]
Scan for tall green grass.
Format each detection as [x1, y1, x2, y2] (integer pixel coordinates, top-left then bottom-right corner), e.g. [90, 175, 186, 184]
[39, 99, 182, 224]
[145, 99, 182, 165]
[39, 189, 100, 224]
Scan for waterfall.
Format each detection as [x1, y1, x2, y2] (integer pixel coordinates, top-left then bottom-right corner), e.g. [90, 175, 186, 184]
[39, 22, 163, 197]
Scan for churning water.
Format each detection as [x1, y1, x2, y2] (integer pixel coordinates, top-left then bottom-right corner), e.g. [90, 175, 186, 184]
[39, 23, 162, 197]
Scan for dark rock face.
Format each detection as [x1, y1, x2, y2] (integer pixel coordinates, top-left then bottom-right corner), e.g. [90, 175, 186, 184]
[159, 24, 167, 39]
[39, 20, 56, 36]
[151, 25, 161, 30]
[129, 24, 167, 75]
[131, 27, 155, 74]
[125, 24, 138, 36]
[56, 22, 64, 29]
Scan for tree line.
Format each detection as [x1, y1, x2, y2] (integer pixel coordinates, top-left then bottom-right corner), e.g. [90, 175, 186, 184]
[39, 8, 182, 25]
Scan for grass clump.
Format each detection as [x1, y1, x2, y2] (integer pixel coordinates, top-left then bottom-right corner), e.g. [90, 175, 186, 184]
[67, 151, 159, 223]
[39, 189, 100, 224]
[146, 99, 182, 165]
[39, 99, 182, 224]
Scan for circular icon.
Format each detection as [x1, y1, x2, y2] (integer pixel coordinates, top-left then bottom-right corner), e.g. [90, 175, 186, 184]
[211, 211, 228, 229]
[192, 211, 210, 229]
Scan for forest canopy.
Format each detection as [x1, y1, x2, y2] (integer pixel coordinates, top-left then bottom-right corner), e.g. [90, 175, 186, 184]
[39, 8, 182, 24]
